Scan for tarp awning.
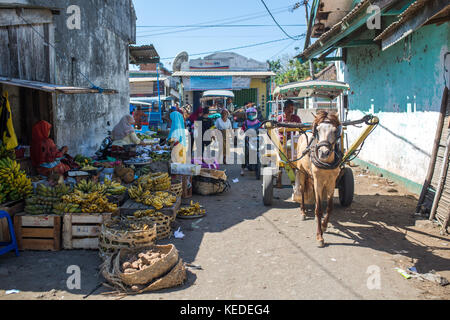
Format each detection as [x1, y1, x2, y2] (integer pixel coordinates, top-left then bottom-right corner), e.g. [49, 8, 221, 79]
[0, 77, 117, 94]
[202, 90, 235, 98]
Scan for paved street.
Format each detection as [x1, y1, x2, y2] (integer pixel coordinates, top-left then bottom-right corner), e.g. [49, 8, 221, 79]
[1, 164, 449, 300]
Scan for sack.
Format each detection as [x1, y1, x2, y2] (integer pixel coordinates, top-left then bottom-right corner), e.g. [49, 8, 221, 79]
[193, 169, 230, 196]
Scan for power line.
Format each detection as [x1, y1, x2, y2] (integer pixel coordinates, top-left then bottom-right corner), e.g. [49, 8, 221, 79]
[269, 40, 297, 60]
[137, 24, 306, 28]
[260, 0, 302, 40]
[136, 6, 295, 38]
[135, 3, 294, 34]
[160, 35, 305, 61]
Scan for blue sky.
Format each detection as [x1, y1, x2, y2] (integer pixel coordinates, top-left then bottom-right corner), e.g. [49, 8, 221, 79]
[133, 0, 308, 70]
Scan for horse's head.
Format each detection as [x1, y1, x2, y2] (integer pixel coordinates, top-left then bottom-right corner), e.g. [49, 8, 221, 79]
[312, 111, 342, 162]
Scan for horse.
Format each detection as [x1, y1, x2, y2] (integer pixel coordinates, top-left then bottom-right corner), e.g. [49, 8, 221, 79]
[293, 110, 342, 248]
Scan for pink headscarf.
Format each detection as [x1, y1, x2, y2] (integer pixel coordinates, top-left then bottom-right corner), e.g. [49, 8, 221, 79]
[112, 115, 135, 140]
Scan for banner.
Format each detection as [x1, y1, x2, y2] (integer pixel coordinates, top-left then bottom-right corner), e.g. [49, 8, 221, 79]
[189, 59, 230, 70]
[189, 76, 233, 91]
[232, 77, 251, 89]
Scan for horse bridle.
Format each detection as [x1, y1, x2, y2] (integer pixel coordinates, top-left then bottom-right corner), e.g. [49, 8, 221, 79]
[311, 121, 343, 170]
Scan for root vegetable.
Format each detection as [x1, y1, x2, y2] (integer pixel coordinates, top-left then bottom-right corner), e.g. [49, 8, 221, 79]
[124, 268, 137, 274]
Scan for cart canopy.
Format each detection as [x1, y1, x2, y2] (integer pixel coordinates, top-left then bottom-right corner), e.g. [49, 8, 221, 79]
[273, 80, 350, 100]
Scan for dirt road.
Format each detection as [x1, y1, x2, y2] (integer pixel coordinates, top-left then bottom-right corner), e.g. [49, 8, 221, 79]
[0, 164, 449, 300]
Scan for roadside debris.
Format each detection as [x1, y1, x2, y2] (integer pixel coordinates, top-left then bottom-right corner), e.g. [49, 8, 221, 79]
[232, 178, 239, 183]
[396, 267, 449, 286]
[174, 227, 185, 239]
[5, 289, 20, 295]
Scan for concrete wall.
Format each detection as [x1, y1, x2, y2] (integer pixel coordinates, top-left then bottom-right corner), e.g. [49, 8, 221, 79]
[336, 22, 450, 185]
[28, 0, 136, 156]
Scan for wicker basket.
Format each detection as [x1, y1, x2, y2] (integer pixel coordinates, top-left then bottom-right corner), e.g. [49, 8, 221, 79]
[115, 245, 179, 286]
[134, 211, 173, 240]
[98, 218, 157, 260]
[170, 181, 183, 198]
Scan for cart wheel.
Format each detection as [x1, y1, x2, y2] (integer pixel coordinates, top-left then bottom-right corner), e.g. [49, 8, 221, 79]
[338, 167, 354, 207]
[263, 173, 274, 206]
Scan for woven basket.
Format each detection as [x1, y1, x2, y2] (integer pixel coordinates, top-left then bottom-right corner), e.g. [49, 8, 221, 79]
[135, 211, 173, 240]
[100, 250, 186, 294]
[115, 245, 179, 286]
[170, 182, 183, 198]
[98, 218, 157, 260]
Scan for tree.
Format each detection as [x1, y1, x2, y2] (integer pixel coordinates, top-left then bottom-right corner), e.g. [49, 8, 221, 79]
[268, 55, 329, 85]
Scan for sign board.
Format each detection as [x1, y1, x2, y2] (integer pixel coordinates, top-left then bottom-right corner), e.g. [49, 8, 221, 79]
[189, 59, 230, 70]
[232, 77, 251, 89]
[186, 76, 233, 91]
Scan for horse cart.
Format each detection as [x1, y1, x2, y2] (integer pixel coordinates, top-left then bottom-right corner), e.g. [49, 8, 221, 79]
[261, 80, 379, 207]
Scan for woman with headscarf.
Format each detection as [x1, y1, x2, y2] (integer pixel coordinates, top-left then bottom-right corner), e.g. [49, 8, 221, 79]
[31, 121, 70, 177]
[168, 107, 187, 163]
[111, 115, 143, 146]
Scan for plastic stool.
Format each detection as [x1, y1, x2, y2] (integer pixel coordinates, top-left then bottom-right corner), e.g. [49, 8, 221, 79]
[0, 211, 19, 257]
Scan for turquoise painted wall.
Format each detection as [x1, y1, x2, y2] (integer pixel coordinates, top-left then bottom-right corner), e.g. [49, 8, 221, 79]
[345, 23, 449, 113]
[336, 22, 449, 186]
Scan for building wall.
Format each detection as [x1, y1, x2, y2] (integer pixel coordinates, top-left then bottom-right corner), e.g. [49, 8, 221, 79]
[250, 78, 269, 116]
[28, 0, 136, 155]
[336, 22, 450, 185]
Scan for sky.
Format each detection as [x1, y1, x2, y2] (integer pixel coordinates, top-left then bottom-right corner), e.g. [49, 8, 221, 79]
[132, 0, 309, 71]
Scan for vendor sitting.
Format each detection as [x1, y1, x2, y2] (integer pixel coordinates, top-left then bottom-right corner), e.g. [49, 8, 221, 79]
[31, 120, 70, 177]
[111, 115, 144, 146]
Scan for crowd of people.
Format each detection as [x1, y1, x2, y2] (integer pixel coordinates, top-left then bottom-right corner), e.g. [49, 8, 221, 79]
[29, 99, 301, 178]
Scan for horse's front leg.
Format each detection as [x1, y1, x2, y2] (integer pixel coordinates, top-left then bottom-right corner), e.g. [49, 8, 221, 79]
[322, 188, 334, 233]
[314, 183, 324, 247]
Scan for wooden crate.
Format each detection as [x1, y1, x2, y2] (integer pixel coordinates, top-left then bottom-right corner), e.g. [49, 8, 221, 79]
[120, 194, 181, 220]
[13, 214, 62, 251]
[0, 200, 25, 242]
[63, 212, 114, 250]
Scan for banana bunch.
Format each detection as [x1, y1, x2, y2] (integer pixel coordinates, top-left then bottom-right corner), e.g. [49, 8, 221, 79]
[128, 186, 176, 210]
[103, 178, 126, 196]
[136, 172, 171, 192]
[0, 143, 15, 160]
[133, 209, 167, 219]
[62, 190, 118, 213]
[52, 202, 81, 215]
[24, 183, 73, 215]
[0, 157, 33, 203]
[177, 201, 206, 217]
[75, 180, 107, 194]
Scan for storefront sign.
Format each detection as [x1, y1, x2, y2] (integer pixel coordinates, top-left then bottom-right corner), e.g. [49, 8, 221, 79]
[188, 76, 233, 91]
[232, 77, 251, 89]
[189, 59, 230, 70]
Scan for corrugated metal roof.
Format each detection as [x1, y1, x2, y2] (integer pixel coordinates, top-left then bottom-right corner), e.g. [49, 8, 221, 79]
[171, 71, 275, 77]
[297, 0, 371, 60]
[374, 0, 449, 42]
[129, 45, 160, 64]
[129, 77, 168, 82]
[0, 77, 117, 94]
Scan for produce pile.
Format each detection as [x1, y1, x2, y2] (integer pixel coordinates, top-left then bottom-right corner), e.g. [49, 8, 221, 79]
[177, 201, 206, 217]
[121, 248, 168, 274]
[136, 172, 171, 192]
[0, 157, 33, 204]
[61, 190, 118, 214]
[25, 184, 73, 215]
[74, 179, 126, 196]
[128, 186, 177, 210]
[0, 143, 15, 160]
[74, 155, 94, 168]
[149, 151, 170, 162]
[114, 167, 135, 184]
[104, 216, 153, 232]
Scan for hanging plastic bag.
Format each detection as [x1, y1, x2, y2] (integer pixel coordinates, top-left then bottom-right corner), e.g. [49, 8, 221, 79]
[0, 91, 18, 150]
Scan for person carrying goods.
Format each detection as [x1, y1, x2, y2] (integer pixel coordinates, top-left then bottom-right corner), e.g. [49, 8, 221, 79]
[241, 107, 262, 176]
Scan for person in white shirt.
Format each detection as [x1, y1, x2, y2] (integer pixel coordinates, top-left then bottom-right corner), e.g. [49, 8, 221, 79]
[215, 109, 232, 163]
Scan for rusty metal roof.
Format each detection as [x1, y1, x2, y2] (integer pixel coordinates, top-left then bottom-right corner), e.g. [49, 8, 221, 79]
[374, 0, 450, 42]
[297, 0, 372, 60]
[129, 45, 160, 64]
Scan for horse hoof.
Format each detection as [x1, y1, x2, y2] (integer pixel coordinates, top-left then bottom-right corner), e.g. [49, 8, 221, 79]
[300, 214, 306, 221]
[317, 240, 325, 248]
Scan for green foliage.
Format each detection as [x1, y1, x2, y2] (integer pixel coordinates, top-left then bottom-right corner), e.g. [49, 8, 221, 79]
[268, 57, 329, 86]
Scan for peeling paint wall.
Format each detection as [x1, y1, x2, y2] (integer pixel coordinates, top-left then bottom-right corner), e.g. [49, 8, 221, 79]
[28, 0, 136, 155]
[337, 22, 450, 184]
